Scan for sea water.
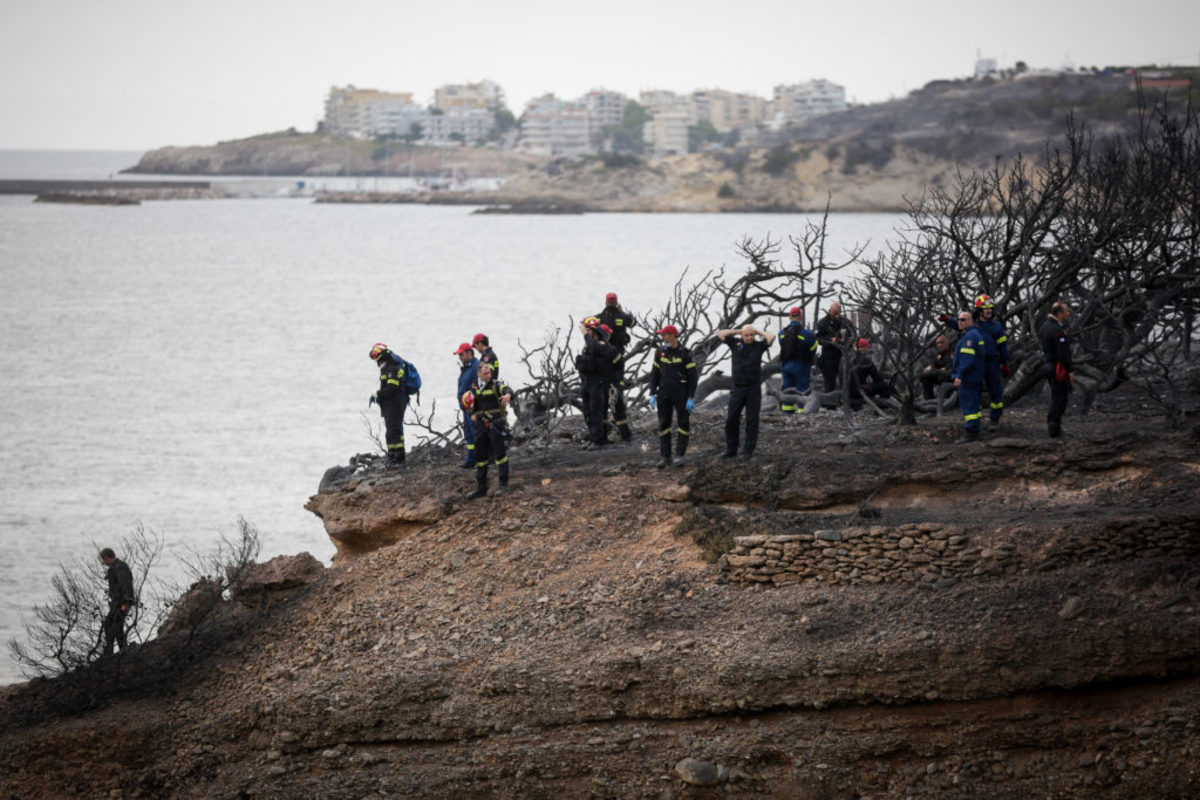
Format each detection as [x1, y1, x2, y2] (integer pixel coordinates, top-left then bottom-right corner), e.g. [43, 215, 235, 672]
[0, 151, 903, 683]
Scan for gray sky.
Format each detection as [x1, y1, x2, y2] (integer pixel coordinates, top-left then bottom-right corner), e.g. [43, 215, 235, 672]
[2, 0, 1197, 150]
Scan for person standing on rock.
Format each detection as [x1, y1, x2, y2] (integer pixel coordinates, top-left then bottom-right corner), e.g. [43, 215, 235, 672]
[950, 311, 990, 443]
[973, 294, 1011, 429]
[473, 333, 499, 379]
[777, 307, 817, 413]
[1040, 301, 1075, 439]
[455, 343, 479, 468]
[816, 302, 848, 392]
[648, 325, 697, 469]
[369, 342, 410, 468]
[462, 362, 513, 498]
[100, 547, 135, 657]
[596, 292, 635, 441]
[717, 324, 776, 459]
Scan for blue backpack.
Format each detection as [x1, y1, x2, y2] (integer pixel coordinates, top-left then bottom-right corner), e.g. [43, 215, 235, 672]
[401, 358, 422, 400]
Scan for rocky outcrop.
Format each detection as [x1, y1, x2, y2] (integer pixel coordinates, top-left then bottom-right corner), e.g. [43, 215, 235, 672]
[2, 403, 1198, 798]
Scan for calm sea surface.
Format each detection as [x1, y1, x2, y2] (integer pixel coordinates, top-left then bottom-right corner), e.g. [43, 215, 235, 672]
[0, 150, 903, 683]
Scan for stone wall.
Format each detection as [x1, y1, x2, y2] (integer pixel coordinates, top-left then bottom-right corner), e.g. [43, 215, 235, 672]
[719, 515, 1200, 588]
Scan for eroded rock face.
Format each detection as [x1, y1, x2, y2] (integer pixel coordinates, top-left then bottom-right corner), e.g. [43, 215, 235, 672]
[305, 477, 451, 561]
[231, 553, 325, 600]
[3, 406, 1199, 798]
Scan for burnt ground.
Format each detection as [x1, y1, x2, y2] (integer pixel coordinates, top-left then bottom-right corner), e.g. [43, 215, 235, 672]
[2, 386, 1199, 799]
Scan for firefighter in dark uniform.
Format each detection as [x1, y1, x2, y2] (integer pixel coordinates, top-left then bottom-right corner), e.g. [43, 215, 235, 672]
[462, 362, 513, 498]
[100, 547, 135, 656]
[717, 324, 776, 458]
[473, 333, 499, 378]
[950, 311, 990, 442]
[816, 302, 847, 392]
[778, 306, 817, 413]
[1040, 301, 1074, 439]
[455, 342, 480, 467]
[648, 324, 698, 468]
[370, 342, 409, 467]
[577, 317, 617, 448]
[973, 293, 1011, 428]
[597, 292, 635, 441]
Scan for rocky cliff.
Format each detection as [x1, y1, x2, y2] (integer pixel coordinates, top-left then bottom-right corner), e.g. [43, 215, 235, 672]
[2, 399, 1198, 798]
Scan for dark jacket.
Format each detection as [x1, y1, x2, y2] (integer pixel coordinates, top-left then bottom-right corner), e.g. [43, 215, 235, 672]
[1040, 316, 1072, 372]
[976, 317, 1010, 364]
[726, 338, 770, 386]
[471, 377, 512, 423]
[597, 306, 635, 352]
[816, 314, 846, 362]
[106, 559, 135, 609]
[458, 356, 480, 411]
[650, 344, 698, 397]
[779, 321, 817, 364]
[376, 355, 408, 407]
[478, 346, 499, 378]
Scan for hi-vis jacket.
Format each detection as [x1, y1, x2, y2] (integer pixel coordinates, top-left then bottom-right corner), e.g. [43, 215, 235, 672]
[470, 378, 512, 424]
[376, 356, 408, 406]
[951, 325, 993, 384]
[649, 345, 698, 397]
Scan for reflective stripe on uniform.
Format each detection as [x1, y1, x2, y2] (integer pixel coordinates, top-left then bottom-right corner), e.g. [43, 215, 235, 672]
[959, 347, 975, 355]
[990, 402, 1003, 410]
[964, 412, 981, 421]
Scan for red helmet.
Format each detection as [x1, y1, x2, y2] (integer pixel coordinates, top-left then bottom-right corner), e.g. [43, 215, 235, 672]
[369, 342, 389, 361]
[974, 293, 994, 309]
[584, 316, 601, 329]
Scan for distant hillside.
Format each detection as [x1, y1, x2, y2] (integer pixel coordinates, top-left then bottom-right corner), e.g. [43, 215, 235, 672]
[127, 73, 1192, 212]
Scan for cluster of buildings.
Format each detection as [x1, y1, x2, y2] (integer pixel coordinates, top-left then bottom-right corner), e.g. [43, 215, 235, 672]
[321, 79, 847, 159]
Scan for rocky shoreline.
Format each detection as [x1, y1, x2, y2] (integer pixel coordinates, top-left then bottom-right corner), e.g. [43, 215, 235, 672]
[3, 392, 1196, 798]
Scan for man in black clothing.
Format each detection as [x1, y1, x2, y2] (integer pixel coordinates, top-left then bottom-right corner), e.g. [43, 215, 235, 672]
[462, 362, 513, 498]
[597, 292, 635, 441]
[921, 334, 954, 400]
[577, 318, 617, 448]
[717, 324, 776, 459]
[849, 338, 891, 403]
[648, 325, 698, 468]
[100, 547, 135, 656]
[816, 302, 847, 392]
[1039, 302, 1074, 438]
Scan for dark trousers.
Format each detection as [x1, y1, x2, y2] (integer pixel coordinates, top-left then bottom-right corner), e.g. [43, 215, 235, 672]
[473, 422, 509, 487]
[582, 379, 609, 443]
[922, 372, 950, 400]
[610, 381, 631, 440]
[958, 382, 983, 432]
[1047, 373, 1071, 436]
[780, 360, 812, 413]
[461, 410, 476, 464]
[103, 606, 127, 656]
[725, 383, 762, 455]
[983, 361, 1005, 421]
[656, 390, 690, 458]
[819, 350, 841, 391]
[380, 402, 406, 461]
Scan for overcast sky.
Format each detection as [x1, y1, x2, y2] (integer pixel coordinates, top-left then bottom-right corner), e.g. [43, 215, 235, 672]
[2, 0, 1197, 151]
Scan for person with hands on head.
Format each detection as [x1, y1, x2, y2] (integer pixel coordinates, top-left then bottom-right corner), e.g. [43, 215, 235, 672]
[716, 323, 776, 459]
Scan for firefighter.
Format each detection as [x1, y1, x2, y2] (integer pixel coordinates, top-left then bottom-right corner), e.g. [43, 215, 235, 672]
[461, 362, 513, 498]
[716, 324, 776, 459]
[472, 333, 499, 378]
[577, 317, 616, 448]
[597, 292, 635, 441]
[648, 324, 698, 468]
[1039, 301, 1074, 439]
[973, 293, 1011, 428]
[816, 302, 847, 391]
[454, 342, 479, 468]
[778, 306, 817, 413]
[369, 342, 409, 467]
[950, 312, 990, 443]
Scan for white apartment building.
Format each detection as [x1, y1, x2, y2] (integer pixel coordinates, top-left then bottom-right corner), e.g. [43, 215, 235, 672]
[582, 89, 629, 129]
[518, 95, 594, 157]
[324, 86, 422, 138]
[643, 110, 691, 158]
[434, 80, 505, 112]
[638, 90, 698, 123]
[772, 79, 847, 124]
[420, 109, 497, 146]
[692, 89, 768, 133]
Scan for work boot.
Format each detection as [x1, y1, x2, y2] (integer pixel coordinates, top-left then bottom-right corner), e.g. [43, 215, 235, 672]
[956, 429, 981, 444]
[1048, 422, 1062, 439]
[466, 467, 488, 499]
[673, 456, 686, 468]
[656, 456, 671, 469]
[720, 451, 737, 460]
[494, 483, 509, 497]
